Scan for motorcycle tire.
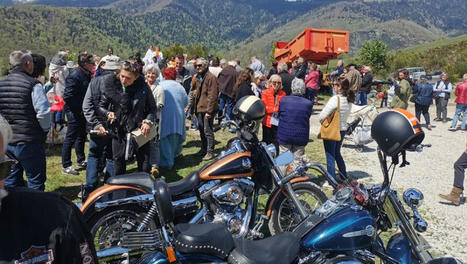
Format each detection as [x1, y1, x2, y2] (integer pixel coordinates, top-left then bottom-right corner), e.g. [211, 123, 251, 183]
[268, 181, 328, 235]
[87, 204, 157, 251]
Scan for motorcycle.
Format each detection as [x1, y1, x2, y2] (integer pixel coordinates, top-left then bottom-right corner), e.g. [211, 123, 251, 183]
[133, 146, 463, 264]
[79, 119, 329, 253]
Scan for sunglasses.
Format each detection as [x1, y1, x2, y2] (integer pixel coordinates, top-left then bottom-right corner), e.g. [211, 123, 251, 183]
[195, 64, 204, 68]
[123, 61, 138, 69]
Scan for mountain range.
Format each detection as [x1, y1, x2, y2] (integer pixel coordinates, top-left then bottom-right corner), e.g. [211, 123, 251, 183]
[0, 0, 466, 67]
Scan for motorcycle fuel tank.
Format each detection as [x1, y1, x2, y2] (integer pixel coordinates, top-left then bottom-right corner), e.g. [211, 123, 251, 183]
[200, 152, 254, 180]
[302, 207, 375, 251]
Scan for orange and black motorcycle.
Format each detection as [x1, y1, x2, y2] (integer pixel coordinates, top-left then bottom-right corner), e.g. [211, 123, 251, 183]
[79, 119, 330, 254]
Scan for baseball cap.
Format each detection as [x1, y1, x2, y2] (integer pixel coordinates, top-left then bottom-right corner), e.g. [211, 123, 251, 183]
[101, 55, 121, 70]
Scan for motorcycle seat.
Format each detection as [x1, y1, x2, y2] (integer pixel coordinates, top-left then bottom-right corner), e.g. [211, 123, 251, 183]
[107, 172, 154, 192]
[167, 171, 200, 197]
[173, 223, 234, 260]
[228, 232, 300, 264]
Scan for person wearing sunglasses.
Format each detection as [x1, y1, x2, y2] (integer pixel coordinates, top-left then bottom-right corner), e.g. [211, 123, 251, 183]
[261, 74, 286, 151]
[0, 114, 98, 263]
[190, 58, 219, 160]
[98, 61, 157, 175]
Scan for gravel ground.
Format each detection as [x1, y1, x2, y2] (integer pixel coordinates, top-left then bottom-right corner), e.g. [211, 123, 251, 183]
[311, 102, 466, 261]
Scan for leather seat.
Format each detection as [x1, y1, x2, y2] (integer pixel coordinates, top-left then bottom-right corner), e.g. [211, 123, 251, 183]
[107, 172, 154, 192]
[107, 171, 200, 198]
[173, 223, 234, 260]
[228, 232, 300, 264]
[167, 171, 200, 197]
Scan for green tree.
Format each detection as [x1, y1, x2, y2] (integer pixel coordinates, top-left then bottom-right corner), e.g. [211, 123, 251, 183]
[359, 39, 388, 73]
[163, 44, 187, 60]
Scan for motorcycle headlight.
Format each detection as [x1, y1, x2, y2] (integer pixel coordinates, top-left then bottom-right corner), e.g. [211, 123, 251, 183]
[403, 188, 424, 208]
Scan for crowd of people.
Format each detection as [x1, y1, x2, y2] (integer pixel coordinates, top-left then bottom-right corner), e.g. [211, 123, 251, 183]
[0, 47, 465, 202]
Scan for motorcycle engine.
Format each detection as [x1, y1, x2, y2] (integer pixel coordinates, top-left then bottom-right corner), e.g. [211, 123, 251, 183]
[200, 179, 254, 235]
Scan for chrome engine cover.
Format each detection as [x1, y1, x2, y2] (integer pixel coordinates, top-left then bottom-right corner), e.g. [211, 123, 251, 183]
[212, 179, 254, 206]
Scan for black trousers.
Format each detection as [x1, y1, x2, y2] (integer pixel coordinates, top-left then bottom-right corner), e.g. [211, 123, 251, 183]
[454, 152, 467, 190]
[197, 112, 215, 153]
[112, 136, 151, 175]
[262, 124, 278, 152]
[61, 110, 86, 168]
[415, 103, 431, 125]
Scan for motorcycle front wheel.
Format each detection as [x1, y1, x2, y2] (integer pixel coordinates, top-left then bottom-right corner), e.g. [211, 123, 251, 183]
[88, 204, 157, 251]
[268, 181, 328, 235]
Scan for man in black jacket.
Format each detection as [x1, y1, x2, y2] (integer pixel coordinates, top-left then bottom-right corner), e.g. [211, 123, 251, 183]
[99, 62, 157, 175]
[277, 62, 293, 95]
[0, 50, 50, 191]
[0, 115, 98, 263]
[61, 53, 94, 175]
[81, 55, 121, 199]
[357, 66, 373, 106]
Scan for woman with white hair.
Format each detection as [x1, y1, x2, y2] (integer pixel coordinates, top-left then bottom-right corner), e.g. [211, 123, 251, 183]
[277, 78, 314, 159]
[261, 74, 286, 150]
[144, 63, 165, 175]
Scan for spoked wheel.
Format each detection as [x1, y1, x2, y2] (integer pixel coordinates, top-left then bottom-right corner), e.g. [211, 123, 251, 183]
[88, 205, 156, 251]
[269, 181, 328, 235]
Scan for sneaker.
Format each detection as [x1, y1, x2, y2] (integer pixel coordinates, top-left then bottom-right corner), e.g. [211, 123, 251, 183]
[202, 152, 215, 161]
[427, 124, 432, 130]
[448, 126, 456, 131]
[433, 118, 441, 122]
[62, 166, 79, 175]
[76, 160, 87, 169]
[150, 167, 160, 177]
[195, 149, 207, 156]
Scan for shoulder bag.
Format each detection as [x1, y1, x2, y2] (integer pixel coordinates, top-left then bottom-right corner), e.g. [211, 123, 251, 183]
[318, 96, 341, 141]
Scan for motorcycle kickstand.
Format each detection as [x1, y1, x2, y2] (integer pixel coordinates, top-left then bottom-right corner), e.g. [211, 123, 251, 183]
[248, 215, 268, 239]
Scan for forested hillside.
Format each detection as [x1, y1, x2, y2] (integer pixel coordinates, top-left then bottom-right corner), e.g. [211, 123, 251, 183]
[0, 0, 465, 71]
[226, 0, 467, 63]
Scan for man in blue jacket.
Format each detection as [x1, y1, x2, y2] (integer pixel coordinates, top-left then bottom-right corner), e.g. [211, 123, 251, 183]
[62, 53, 94, 175]
[277, 78, 313, 160]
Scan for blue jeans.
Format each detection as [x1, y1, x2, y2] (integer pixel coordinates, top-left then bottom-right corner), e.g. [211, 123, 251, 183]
[219, 94, 234, 121]
[5, 142, 46, 191]
[323, 131, 347, 180]
[61, 110, 87, 168]
[85, 135, 114, 191]
[356, 92, 367, 106]
[451, 103, 467, 129]
[306, 88, 318, 108]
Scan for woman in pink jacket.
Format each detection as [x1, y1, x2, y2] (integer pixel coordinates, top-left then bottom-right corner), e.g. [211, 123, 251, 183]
[305, 62, 319, 106]
[449, 73, 467, 131]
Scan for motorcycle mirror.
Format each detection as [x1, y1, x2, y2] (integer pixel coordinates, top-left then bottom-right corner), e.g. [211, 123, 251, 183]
[275, 151, 294, 166]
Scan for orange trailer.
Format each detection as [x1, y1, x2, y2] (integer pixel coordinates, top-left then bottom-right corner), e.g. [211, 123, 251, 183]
[274, 28, 350, 65]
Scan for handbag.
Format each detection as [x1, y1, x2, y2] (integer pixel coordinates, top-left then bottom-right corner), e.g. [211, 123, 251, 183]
[318, 96, 341, 141]
[409, 93, 418, 103]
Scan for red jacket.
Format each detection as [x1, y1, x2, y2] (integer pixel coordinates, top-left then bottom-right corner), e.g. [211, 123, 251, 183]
[455, 81, 467, 104]
[261, 87, 286, 127]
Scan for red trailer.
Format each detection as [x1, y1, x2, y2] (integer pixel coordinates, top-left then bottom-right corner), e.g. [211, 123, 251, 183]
[274, 28, 350, 65]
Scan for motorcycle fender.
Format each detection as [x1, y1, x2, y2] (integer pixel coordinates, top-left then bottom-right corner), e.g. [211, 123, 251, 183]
[265, 176, 309, 217]
[386, 233, 412, 264]
[80, 185, 148, 221]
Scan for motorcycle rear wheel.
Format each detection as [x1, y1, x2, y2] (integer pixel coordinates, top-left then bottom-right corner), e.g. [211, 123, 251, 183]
[268, 181, 328, 235]
[88, 204, 157, 251]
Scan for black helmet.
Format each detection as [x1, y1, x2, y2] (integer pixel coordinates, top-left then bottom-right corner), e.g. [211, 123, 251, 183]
[371, 109, 425, 157]
[233, 96, 265, 122]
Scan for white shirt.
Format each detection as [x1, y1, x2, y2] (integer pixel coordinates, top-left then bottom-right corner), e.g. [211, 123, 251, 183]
[319, 95, 352, 131]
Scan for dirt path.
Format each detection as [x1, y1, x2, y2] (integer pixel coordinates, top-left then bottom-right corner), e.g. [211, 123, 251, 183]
[311, 102, 466, 260]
